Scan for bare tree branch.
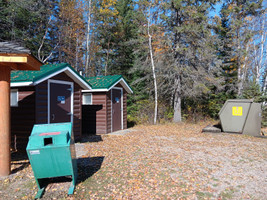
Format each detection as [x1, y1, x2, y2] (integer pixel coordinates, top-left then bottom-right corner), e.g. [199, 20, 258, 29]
[38, 15, 52, 62]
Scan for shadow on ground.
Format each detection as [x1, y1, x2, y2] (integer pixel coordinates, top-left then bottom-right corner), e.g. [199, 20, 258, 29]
[28, 157, 104, 199]
[77, 156, 105, 184]
[37, 156, 104, 196]
[10, 152, 104, 183]
[11, 152, 30, 174]
[79, 135, 103, 143]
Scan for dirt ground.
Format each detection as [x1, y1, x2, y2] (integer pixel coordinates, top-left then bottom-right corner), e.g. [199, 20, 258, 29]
[0, 122, 266, 200]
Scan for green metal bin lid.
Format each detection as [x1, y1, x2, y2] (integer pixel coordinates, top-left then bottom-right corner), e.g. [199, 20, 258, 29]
[27, 122, 72, 149]
[28, 130, 70, 148]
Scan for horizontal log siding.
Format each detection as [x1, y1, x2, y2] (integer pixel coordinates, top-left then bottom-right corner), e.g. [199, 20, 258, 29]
[107, 91, 112, 133]
[93, 93, 107, 134]
[82, 83, 129, 135]
[11, 72, 83, 150]
[73, 88, 82, 139]
[123, 88, 127, 129]
[11, 87, 35, 150]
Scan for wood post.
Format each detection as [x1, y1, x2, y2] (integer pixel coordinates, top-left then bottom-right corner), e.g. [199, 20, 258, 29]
[0, 66, 11, 176]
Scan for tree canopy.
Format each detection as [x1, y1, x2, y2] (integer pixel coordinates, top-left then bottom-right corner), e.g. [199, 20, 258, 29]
[1, 0, 266, 125]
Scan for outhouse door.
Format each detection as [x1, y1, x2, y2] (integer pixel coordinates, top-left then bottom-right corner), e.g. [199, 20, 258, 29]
[48, 80, 73, 124]
[112, 88, 122, 132]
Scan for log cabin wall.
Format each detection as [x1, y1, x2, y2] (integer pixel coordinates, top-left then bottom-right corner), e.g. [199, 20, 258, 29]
[11, 71, 83, 151]
[107, 90, 112, 133]
[93, 92, 108, 134]
[11, 87, 35, 150]
[123, 88, 127, 130]
[82, 81, 130, 135]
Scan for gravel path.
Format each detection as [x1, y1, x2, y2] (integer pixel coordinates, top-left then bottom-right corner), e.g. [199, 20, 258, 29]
[1, 122, 266, 199]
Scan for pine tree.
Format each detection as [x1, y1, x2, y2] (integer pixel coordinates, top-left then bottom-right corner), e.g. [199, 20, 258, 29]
[220, 0, 263, 96]
[109, 0, 137, 80]
[94, 0, 119, 75]
[161, 0, 221, 122]
[217, 4, 238, 95]
[0, 0, 59, 62]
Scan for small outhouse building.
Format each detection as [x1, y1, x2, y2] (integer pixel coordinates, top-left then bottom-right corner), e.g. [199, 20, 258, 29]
[82, 75, 133, 134]
[10, 63, 91, 150]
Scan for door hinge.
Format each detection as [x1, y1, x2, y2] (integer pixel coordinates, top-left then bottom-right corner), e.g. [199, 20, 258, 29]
[67, 112, 72, 115]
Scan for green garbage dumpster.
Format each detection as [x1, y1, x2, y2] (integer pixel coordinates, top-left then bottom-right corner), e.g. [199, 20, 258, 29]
[219, 99, 262, 136]
[26, 122, 77, 199]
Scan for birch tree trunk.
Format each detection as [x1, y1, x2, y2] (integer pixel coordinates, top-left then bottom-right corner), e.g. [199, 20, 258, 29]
[253, 15, 266, 89]
[85, 0, 92, 76]
[237, 67, 243, 96]
[264, 74, 267, 93]
[173, 74, 182, 122]
[75, 37, 79, 71]
[38, 16, 52, 62]
[237, 28, 243, 97]
[147, 3, 158, 125]
[240, 43, 249, 90]
[104, 43, 110, 76]
[257, 17, 266, 87]
[37, 15, 58, 63]
[263, 74, 267, 106]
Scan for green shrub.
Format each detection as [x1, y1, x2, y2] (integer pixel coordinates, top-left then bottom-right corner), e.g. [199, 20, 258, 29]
[127, 99, 154, 125]
[242, 82, 267, 127]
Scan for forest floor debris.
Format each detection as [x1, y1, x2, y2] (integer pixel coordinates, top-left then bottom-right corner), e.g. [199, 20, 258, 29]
[0, 122, 266, 199]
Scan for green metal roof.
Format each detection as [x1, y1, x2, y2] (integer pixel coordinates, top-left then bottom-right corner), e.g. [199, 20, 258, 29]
[85, 75, 133, 93]
[86, 75, 123, 89]
[11, 63, 92, 89]
[11, 63, 70, 82]
[11, 63, 132, 92]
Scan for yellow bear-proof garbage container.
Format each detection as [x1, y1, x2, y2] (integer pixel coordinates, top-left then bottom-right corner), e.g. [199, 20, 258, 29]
[219, 99, 262, 136]
[26, 122, 77, 199]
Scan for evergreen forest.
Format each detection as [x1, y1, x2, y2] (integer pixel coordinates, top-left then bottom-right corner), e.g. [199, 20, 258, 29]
[0, 0, 266, 125]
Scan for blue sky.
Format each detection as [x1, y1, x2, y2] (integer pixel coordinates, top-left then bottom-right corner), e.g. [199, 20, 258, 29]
[209, 2, 223, 17]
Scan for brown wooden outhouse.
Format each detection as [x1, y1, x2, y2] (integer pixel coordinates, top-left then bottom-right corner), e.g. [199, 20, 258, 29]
[82, 75, 133, 134]
[10, 63, 91, 150]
